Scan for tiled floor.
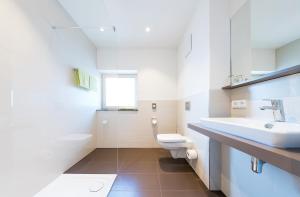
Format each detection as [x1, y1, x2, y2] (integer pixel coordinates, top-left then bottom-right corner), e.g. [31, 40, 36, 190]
[65, 148, 225, 197]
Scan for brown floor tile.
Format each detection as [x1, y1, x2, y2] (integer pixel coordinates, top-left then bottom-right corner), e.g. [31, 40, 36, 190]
[162, 190, 225, 197]
[65, 148, 225, 197]
[160, 173, 204, 190]
[108, 190, 161, 197]
[64, 159, 90, 174]
[118, 148, 160, 162]
[65, 148, 118, 174]
[158, 158, 194, 174]
[64, 158, 91, 174]
[118, 161, 158, 173]
[112, 173, 160, 191]
[153, 149, 172, 158]
[86, 148, 118, 162]
[162, 190, 206, 197]
[65, 161, 117, 174]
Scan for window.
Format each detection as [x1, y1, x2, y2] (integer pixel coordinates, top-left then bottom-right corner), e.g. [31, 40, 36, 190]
[101, 74, 137, 110]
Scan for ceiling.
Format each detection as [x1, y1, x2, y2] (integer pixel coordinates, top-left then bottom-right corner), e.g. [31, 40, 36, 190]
[251, 0, 300, 49]
[57, 0, 198, 48]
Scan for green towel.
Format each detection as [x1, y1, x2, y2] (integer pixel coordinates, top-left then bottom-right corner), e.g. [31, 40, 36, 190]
[89, 75, 98, 91]
[74, 69, 90, 89]
[74, 69, 80, 86]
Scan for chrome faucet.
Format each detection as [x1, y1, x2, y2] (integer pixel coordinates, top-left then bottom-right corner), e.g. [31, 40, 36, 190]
[260, 99, 285, 122]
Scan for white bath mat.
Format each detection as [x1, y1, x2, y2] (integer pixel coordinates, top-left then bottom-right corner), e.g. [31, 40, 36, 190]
[34, 174, 117, 197]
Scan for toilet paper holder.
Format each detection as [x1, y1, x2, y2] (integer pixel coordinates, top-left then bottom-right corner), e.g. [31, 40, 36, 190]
[186, 149, 198, 160]
[151, 117, 158, 126]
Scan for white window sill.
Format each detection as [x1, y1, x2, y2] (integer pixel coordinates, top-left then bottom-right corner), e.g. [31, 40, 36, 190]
[96, 108, 138, 112]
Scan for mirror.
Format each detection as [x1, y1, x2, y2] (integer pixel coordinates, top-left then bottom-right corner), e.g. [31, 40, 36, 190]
[230, 0, 300, 85]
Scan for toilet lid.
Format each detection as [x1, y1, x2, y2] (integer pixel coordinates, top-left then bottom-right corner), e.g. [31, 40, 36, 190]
[157, 134, 186, 143]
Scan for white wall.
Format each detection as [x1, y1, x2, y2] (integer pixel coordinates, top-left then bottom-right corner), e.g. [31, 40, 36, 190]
[177, 0, 230, 189]
[276, 38, 300, 69]
[209, 0, 231, 117]
[177, 0, 210, 103]
[252, 48, 276, 71]
[229, 0, 248, 17]
[0, 0, 99, 196]
[98, 48, 177, 100]
[230, 1, 252, 80]
[209, 0, 231, 190]
[177, 0, 211, 187]
[97, 48, 178, 148]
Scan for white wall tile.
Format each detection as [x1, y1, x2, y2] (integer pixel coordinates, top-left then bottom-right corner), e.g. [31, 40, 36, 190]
[0, 0, 99, 196]
[97, 100, 177, 148]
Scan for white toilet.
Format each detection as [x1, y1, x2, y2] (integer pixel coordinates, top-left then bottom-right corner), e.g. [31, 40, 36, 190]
[151, 117, 194, 159]
[157, 133, 193, 159]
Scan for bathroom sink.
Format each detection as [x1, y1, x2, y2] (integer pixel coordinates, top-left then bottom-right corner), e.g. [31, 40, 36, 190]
[199, 118, 300, 148]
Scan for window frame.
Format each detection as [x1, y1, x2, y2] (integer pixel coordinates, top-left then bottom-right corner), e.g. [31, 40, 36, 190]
[101, 73, 138, 111]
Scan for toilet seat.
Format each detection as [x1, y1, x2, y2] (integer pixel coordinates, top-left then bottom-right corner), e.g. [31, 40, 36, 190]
[156, 133, 193, 158]
[157, 134, 186, 143]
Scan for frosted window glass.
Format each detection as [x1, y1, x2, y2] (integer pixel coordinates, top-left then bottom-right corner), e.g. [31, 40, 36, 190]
[103, 75, 136, 108]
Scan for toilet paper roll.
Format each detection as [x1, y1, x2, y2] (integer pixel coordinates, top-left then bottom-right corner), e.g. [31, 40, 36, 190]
[186, 149, 198, 160]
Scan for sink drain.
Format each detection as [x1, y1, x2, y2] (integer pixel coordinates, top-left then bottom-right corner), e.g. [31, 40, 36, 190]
[264, 123, 274, 129]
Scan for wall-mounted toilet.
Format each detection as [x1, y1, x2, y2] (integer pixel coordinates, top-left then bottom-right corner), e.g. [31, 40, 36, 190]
[157, 133, 193, 158]
[151, 117, 196, 159]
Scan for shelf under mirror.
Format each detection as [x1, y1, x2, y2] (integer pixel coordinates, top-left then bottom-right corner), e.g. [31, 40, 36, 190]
[223, 65, 300, 89]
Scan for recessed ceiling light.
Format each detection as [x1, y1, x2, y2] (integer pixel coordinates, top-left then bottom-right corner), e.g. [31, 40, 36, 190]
[100, 27, 105, 32]
[145, 27, 151, 32]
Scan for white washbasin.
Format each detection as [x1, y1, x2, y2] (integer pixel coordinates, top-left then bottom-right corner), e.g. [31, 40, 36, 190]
[199, 118, 300, 148]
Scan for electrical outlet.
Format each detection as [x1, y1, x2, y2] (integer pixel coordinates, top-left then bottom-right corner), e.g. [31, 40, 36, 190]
[232, 100, 247, 109]
[185, 101, 191, 111]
